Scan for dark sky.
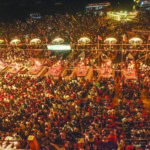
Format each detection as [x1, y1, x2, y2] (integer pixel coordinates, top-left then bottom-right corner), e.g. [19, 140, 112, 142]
[0, 0, 132, 7]
[0, 0, 133, 20]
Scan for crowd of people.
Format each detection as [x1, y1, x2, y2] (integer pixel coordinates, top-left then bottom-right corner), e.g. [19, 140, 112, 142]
[0, 11, 149, 45]
[0, 10, 149, 150]
[0, 68, 149, 149]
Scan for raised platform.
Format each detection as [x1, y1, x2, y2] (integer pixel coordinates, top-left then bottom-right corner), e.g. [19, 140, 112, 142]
[19, 67, 29, 74]
[75, 66, 89, 77]
[122, 68, 137, 80]
[48, 61, 64, 76]
[99, 66, 113, 78]
[0, 65, 7, 72]
[8, 67, 23, 74]
[28, 66, 43, 75]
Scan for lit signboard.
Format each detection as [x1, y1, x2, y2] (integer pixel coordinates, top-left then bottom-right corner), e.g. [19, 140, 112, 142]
[47, 45, 71, 50]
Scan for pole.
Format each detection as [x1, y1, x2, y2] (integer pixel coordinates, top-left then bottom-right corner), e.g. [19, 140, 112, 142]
[147, 41, 150, 113]
[98, 38, 100, 66]
[120, 42, 124, 80]
[121, 41, 124, 67]
[145, 40, 148, 64]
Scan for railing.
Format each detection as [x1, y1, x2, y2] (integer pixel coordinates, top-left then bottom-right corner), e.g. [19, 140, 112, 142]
[0, 43, 150, 48]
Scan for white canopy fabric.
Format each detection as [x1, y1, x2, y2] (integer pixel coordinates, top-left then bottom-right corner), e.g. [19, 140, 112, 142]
[52, 38, 64, 44]
[30, 38, 41, 44]
[129, 37, 143, 45]
[78, 37, 91, 44]
[10, 39, 21, 45]
[104, 37, 117, 44]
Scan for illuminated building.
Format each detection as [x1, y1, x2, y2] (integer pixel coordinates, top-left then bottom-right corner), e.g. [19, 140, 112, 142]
[134, 0, 150, 7]
[107, 11, 138, 21]
[85, 2, 111, 15]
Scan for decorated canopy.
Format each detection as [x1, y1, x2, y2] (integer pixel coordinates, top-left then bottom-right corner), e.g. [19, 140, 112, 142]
[52, 38, 64, 44]
[78, 37, 91, 44]
[129, 37, 143, 45]
[10, 39, 21, 45]
[104, 37, 117, 44]
[30, 38, 41, 44]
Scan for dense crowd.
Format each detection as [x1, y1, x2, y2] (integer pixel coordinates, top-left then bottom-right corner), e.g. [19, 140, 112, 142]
[0, 12, 150, 45]
[0, 70, 149, 149]
[0, 12, 150, 150]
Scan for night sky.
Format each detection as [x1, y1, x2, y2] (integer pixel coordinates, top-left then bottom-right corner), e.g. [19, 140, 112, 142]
[0, 0, 134, 20]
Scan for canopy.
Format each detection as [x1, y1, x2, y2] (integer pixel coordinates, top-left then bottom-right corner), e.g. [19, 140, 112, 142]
[78, 37, 91, 44]
[104, 37, 117, 44]
[30, 38, 41, 44]
[52, 38, 64, 44]
[10, 39, 21, 45]
[129, 37, 143, 45]
[0, 39, 4, 44]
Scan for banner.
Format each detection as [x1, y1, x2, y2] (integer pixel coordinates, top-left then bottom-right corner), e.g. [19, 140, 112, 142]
[47, 45, 71, 50]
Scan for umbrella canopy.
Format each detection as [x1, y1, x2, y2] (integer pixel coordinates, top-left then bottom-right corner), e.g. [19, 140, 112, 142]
[129, 37, 143, 45]
[52, 38, 64, 44]
[30, 38, 41, 44]
[10, 39, 21, 45]
[78, 37, 91, 44]
[104, 37, 117, 44]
